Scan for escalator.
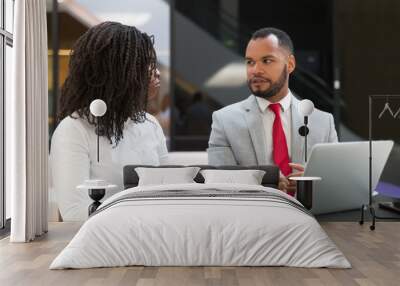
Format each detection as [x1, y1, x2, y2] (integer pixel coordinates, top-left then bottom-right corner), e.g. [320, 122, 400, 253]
[171, 0, 343, 150]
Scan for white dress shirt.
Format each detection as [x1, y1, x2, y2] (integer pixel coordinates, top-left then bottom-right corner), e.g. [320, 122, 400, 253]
[255, 91, 292, 165]
[50, 113, 168, 221]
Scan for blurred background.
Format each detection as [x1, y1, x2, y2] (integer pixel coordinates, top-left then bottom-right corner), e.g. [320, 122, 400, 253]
[44, 0, 400, 210]
[2, 0, 400, 226]
[45, 0, 400, 150]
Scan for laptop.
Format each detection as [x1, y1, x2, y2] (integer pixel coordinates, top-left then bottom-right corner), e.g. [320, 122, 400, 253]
[303, 140, 394, 214]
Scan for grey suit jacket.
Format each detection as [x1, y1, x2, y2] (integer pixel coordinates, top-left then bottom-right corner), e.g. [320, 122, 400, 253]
[207, 94, 338, 166]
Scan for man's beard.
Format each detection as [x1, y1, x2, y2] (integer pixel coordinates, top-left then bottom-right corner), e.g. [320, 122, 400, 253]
[248, 66, 288, 99]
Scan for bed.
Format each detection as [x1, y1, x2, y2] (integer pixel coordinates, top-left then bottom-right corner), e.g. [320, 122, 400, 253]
[50, 165, 350, 269]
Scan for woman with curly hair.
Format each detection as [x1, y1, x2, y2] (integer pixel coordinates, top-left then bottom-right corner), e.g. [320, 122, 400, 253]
[50, 22, 168, 221]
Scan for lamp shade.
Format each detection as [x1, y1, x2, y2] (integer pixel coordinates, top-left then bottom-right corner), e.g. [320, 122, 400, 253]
[90, 99, 107, 117]
[298, 99, 315, 117]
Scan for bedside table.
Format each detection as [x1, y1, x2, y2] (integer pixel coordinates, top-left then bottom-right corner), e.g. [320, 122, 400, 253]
[290, 176, 321, 210]
[77, 180, 117, 216]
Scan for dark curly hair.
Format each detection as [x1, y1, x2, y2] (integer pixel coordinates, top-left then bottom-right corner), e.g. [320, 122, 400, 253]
[58, 21, 157, 145]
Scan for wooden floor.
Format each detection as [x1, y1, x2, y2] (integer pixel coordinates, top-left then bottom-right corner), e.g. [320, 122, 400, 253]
[0, 222, 400, 286]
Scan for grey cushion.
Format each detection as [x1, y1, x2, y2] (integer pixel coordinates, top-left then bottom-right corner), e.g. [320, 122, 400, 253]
[123, 165, 279, 190]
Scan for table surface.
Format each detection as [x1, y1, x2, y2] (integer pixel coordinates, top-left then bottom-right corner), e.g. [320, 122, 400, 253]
[290, 176, 322, 181]
[76, 184, 117, 190]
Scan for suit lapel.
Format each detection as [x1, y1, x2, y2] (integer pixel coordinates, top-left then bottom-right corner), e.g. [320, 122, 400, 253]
[243, 95, 267, 165]
[291, 97, 305, 164]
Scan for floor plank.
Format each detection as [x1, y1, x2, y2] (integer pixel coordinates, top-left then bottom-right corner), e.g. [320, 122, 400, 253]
[0, 222, 399, 286]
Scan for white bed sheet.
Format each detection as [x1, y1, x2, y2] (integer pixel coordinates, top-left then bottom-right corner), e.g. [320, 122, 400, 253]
[50, 183, 350, 269]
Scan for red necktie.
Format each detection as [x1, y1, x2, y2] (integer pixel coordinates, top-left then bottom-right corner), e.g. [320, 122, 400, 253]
[269, 103, 292, 177]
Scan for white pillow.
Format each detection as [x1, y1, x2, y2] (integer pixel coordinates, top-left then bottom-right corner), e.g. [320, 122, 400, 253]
[200, 169, 266, 185]
[135, 167, 201, 186]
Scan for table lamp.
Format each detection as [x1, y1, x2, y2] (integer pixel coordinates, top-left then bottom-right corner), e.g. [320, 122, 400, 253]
[298, 99, 315, 163]
[77, 99, 116, 216]
[89, 99, 107, 162]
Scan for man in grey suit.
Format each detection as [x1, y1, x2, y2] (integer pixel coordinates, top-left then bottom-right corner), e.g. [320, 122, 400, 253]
[208, 27, 338, 193]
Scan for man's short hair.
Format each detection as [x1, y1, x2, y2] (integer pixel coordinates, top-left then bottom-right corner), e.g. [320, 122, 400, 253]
[251, 27, 294, 54]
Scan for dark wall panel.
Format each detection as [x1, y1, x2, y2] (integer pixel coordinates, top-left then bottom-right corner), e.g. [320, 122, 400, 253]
[336, 0, 400, 139]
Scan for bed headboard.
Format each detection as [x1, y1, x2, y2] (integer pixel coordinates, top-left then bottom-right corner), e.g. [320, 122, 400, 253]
[123, 165, 280, 189]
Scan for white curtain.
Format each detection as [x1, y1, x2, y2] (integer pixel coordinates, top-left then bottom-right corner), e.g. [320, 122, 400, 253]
[7, 0, 48, 242]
